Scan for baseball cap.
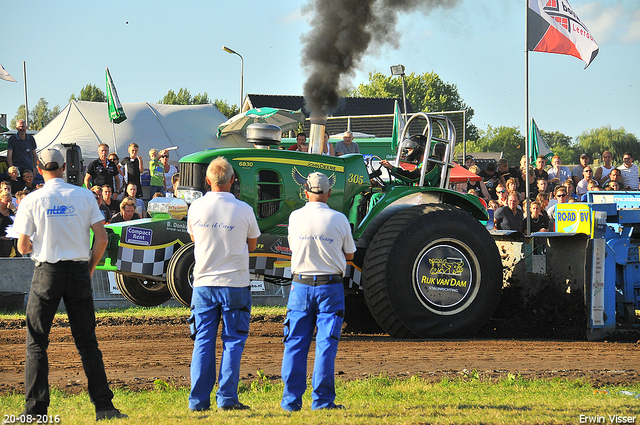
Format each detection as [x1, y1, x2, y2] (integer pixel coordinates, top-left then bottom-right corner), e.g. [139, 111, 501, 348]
[38, 148, 65, 171]
[580, 153, 589, 159]
[305, 172, 331, 194]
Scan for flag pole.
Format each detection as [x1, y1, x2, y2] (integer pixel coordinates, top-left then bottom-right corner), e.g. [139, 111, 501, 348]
[23, 61, 29, 128]
[524, 0, 531, 236]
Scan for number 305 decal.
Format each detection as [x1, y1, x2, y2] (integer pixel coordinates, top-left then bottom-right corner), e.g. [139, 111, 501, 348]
[347, 173, 364, 185]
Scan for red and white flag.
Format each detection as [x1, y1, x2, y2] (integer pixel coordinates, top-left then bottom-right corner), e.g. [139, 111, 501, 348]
[0, 63, 17, 82]
[527, 0, 599, 68]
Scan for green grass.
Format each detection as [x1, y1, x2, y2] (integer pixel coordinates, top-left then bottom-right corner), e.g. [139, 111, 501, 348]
[1, 374, 639, 424]
[0, 305, 287, 321]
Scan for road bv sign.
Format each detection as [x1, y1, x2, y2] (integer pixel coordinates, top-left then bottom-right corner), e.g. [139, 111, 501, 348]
[556, 203, 591, 235]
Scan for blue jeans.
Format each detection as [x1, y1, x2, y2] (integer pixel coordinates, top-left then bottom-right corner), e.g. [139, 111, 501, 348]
[188, 286, 251, 410]
[281, 282, 344, 411]
[24, 261, 114, 415]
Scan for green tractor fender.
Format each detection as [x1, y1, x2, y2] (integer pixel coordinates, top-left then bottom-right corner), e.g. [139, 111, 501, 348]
[353, 185, 489, 247]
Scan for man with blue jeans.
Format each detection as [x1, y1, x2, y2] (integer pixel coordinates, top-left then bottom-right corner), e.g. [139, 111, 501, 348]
[281, 172, 356, 411]
[187, 157, 260, 412]
[12, 148, 126, 421]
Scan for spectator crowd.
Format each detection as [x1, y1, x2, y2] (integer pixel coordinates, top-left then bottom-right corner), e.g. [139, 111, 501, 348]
[0, 127, 181, 257]
[461, 150, 639, 233]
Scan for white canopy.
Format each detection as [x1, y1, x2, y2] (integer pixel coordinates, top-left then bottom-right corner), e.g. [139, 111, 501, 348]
[35, 100, 244, 162]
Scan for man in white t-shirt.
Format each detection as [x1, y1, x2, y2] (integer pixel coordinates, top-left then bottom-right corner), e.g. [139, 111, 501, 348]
[187, 157, 260, 412]
[13, 148, 127, 421]
[617, 152, 639, 190]
[281, 172, 356, 412]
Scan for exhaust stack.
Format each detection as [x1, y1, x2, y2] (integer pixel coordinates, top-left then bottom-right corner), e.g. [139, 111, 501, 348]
[308, 117, 327, 155]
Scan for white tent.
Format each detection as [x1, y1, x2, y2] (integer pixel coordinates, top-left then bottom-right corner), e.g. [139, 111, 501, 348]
[35, 100, 245, 162]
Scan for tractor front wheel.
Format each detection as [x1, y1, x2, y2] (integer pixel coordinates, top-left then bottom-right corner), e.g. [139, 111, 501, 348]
[115, 273, 172, 307]
[167, 242, 195, 307]
[362, 204, 502, 338]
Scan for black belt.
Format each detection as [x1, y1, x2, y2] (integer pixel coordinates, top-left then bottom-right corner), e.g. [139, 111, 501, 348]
[36, 260, 89, 266]
[292, 274, 343, 286]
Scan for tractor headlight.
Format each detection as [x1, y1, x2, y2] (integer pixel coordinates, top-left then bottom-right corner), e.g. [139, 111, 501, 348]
[175, 188, 203, 204]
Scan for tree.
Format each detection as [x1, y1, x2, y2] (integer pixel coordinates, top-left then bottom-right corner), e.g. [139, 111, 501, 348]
[213, 99, 239, 119]
[351, 71, 478, 140]
[540, 130, 578, 165]
[466, 125, 525, 166]
[576, 126, 640, 165]
[159, 88, 211, 105]
[69, 84, 106, 102]
[10, 98, 60, 131]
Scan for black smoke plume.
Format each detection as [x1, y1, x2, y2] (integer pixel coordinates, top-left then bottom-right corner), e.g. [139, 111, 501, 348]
[301, 0, 459, 121]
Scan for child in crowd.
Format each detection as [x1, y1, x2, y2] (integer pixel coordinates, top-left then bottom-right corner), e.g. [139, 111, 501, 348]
[119, 143, 144, 198]
[14, 190, 27, 208]
[148, 149, 166, 196]
[20, 170, 36, 193]
[7, 166, 23, 194]
[169, 173, 180, 197]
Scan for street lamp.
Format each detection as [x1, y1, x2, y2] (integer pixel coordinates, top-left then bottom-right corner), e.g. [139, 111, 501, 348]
[390, 64, 408, 125]
[222, 46, 244, 110]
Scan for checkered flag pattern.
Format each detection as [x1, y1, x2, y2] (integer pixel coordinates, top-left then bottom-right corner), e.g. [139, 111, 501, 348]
[250, 256, 291, 278]
[117, 244, 177, 276]
[345, 264, 362, 289]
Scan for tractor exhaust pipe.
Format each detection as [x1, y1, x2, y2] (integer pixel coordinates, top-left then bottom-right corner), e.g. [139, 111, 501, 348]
[308, 117, 326, 155]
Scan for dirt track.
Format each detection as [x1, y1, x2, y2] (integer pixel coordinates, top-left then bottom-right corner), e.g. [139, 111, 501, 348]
[1, 315, 639, 395]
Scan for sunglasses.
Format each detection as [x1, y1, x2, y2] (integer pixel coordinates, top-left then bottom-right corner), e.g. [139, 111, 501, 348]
[496, 190, 505, 193]
[556, 193, 568, 198]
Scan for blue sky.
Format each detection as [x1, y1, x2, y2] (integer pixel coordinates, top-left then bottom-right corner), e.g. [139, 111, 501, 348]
[1, 0, 638, 142]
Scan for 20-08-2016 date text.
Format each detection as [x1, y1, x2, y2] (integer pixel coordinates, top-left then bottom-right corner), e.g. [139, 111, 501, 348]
[3, 415, 61, 424]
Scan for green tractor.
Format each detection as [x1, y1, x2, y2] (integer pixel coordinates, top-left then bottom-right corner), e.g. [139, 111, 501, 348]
[98, 113, 502, 338]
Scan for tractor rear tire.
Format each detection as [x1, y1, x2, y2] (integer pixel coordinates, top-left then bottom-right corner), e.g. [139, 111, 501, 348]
[362, 204, 502, 338]
[115, 273, 172, 307]
[167, 242, 195, 307]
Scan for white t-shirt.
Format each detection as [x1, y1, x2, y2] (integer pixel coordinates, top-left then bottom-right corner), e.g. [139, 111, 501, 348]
[288, 202, 356, 276]
[617, 164, 639, 190]
[13, 178, 104, 263]
[187, 191, 260, 287]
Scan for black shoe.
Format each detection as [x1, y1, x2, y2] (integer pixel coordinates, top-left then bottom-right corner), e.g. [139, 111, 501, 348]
[96, 408, 128, 421]
[323, 404, 345, 410]
[218, 403, 250, 411]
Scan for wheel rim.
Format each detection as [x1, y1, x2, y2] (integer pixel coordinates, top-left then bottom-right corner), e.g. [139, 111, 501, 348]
[412, 238, 480, 315]
[187, 263, 195, 289]
[134, 277, 167, 292]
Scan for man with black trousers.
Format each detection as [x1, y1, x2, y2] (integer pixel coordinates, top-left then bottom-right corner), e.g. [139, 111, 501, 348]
[12, 148, 127, 421]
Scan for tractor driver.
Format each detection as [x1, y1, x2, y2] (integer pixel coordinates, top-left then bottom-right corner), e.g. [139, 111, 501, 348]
[380, 135, 443, 186]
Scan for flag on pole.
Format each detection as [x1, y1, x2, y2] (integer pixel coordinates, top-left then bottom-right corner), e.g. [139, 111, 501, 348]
[105, 67, 127, 124]
[529, 118, 554, 165]
[0, 63, 17, 82]
[391, 100, 405, 151]
[527, 0, 599, 68]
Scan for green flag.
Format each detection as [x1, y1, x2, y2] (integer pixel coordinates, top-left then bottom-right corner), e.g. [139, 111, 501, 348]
[529, 118, 553, 165]
[391, 100, 404, 151]
[106, 67, 127, 124]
